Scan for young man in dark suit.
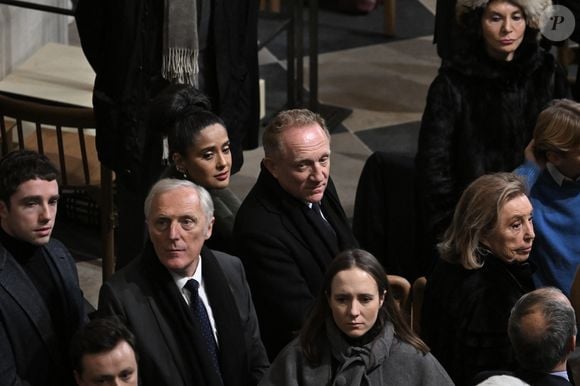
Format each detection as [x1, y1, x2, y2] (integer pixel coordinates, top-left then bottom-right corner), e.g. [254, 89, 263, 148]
[234, 109, 357, 359]
[98, 178, 268, 386]
[0, 150, 87, 385]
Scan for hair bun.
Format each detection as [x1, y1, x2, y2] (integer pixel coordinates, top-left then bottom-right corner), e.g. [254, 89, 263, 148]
[150, 84, 212, 136]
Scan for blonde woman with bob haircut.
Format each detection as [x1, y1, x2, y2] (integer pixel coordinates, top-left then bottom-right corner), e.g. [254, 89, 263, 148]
[515, 99, 580, 296]
[421, 172, 536, 385]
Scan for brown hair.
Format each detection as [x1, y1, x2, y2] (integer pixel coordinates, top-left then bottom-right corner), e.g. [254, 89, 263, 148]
[438, 173, 527, 269]
[299, 249, 428, 364]
[533, 99, 580, 163]
[262, 109, 329, 158]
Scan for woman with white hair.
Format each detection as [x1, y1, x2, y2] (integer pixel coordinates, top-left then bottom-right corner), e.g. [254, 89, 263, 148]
[416, 0, 570, 259]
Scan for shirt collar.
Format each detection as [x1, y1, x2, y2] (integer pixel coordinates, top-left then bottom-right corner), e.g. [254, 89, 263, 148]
[170, 256, 203, 290]
[550, 370, 569, 381]
[546, 163, 580, 186]
[546, 162, 572, 186]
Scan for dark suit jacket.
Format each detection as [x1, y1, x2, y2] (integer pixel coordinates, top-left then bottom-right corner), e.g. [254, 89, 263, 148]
[0, 239, 86, 386]
[233, 166, 357, 358]
[98, 246, 269, 386]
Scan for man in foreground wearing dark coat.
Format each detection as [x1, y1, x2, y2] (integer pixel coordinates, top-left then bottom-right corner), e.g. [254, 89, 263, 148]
[0, 150, 87, 386]
[98, 178, 268, 386]
[234, 109, 357, 359]
[474, 287, 576, 386]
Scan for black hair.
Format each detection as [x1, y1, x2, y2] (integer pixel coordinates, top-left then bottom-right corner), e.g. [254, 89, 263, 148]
[0, 150, 59, 208]
[149, 84, 227, 160]
[70, 317, 138, 375]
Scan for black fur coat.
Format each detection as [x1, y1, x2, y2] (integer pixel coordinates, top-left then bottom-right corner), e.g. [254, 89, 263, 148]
[416, 40, 570, 245]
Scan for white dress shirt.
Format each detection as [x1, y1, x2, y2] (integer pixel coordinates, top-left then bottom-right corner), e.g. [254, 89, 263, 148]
[170, 257, 219, 343]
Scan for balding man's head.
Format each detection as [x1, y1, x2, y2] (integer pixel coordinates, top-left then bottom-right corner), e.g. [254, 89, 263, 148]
[508, 288, 577, 373]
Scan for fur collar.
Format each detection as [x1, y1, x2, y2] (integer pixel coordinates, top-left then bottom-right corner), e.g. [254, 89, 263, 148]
[443, 38, 550, 82]
[456, 0, 552, 30]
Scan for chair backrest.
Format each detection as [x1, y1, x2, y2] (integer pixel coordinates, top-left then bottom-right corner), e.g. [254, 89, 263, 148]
[411, 276, 427, 335]
[387, 274, 411, 320]
[0, 93, 115, 280]
[0, 94, 98, 187]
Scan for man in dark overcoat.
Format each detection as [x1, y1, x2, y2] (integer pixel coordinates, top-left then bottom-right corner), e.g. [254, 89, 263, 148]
[234, 109, 357, 359]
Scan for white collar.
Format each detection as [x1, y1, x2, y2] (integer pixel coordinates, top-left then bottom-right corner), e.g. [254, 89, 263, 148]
[546, 163, 580, 186]
[170, 256, 203, 290]
[550, 370, 569, 381]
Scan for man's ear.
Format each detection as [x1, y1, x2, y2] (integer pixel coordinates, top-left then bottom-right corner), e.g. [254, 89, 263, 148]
[204, 216, 215, 240]
[73, 370, 83, 386]
[263, 157, 278, 179]
[546, 150, 563, 166]
[0, 200, 8, 219]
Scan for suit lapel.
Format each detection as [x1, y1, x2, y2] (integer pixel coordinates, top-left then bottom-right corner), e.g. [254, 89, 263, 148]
[0, 246, 61, 364]
[43, 244, 84, 329]
[320, 179, 358, 251]
[280, 198, 335, 268]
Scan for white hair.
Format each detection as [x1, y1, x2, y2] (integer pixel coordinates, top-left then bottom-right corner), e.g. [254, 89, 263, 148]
[144, 178, 214, 223]
[476, 375, 531, 386]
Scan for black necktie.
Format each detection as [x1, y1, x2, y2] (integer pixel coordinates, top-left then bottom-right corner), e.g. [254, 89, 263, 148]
[306, 202, 339, 251]
[184, 279, 220, 373]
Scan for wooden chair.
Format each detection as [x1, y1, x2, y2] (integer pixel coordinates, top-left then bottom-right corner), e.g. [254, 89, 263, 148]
[411, 276, 427, 335]
[384, 0, 395, 36]
[387, 274, 411, 320]
[0, 94, 115, 281]
[260, 0, 281, 12]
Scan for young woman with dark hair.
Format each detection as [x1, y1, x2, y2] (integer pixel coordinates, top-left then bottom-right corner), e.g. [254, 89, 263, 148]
[259, 249, 453, 386]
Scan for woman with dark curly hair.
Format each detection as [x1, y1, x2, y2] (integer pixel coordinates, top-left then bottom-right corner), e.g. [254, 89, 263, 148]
[259, 249, 453, 386]
[151, 84, 240, 254]
[416, 0, 569, 260]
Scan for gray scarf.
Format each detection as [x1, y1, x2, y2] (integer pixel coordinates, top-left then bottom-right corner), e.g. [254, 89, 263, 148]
[326, 319, 384, 386]
[162, 0, 199, 86]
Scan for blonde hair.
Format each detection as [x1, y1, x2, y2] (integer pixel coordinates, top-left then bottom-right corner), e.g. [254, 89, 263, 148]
[533, 99, 580, 163]
[438, 173, 527, 269]
[262, 109, 329, 158]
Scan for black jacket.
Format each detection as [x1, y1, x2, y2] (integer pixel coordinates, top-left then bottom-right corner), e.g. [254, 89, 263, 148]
[98, 245, 269, 386]
[75, 0, 259, 188]
[234, 165, 357, 359]
[416, 39, 569, 247]
[422, 256, 535, 386]
[0, 239, 86, 386]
